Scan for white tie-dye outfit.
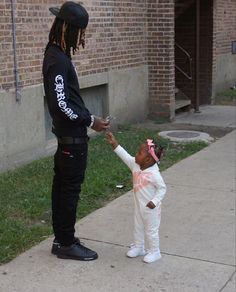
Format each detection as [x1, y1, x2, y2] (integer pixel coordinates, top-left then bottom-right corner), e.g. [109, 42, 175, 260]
[114, 145, 167, 253]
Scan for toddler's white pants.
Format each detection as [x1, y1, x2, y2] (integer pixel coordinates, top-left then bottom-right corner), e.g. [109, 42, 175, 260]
[133, 193, 161, 252]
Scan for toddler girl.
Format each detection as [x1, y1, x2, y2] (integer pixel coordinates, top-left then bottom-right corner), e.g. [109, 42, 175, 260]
[106, 132, 166, 263]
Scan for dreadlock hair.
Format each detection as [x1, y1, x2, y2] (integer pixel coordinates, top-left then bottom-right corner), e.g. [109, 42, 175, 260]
[46, 18, 84, 59]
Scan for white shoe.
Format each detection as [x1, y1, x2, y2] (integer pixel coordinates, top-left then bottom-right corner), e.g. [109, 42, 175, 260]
[126, 245, 146, 258]
[143, 251, 161, 263]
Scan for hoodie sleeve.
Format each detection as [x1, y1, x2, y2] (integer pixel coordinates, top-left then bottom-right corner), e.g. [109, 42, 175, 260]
[46, 58, 92, 127]
[150, 172, 167, 207]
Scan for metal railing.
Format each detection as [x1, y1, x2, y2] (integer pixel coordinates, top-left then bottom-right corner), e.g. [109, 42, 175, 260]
[175, 42, 192, 80]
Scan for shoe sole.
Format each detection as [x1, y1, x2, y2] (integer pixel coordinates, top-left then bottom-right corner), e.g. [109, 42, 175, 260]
[126, 251, 146, 258]
[57, 254, 98, 261]
[143, 255, 161, 263]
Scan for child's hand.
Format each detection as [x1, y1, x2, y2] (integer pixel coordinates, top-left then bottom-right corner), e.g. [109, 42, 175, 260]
[105, 131, 118, 149]
[146, 201, 156, 209]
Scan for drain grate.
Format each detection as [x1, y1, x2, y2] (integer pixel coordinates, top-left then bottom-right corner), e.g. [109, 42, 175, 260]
[159, 130, 214, 143]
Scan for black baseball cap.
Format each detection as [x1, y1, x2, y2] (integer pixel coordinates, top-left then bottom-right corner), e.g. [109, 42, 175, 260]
[49, 1, 89, 29]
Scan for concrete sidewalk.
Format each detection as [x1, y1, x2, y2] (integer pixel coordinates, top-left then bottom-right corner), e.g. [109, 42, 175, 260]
[0, 129, 235, 291]
[174, 105, 236, 128]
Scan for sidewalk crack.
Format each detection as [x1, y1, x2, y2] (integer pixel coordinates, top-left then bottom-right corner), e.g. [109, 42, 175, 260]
[218, 270, 235, 292]
[81, 237, 236, 268]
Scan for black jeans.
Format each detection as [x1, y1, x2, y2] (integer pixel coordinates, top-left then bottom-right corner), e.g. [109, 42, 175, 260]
[52, 142, 88, 246]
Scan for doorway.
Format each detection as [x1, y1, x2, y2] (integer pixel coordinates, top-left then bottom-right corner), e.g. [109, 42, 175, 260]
[175, 0, 213, 111]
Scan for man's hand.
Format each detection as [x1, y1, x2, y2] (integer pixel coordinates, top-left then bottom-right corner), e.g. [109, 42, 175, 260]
[105, 131, 119, 149]
[146, 201, 156, 209]
[91, 116, 110, 132]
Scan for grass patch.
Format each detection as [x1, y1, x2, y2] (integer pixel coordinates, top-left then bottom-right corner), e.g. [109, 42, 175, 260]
[215, 89, 236, 105]
[0, 126, 207, 264]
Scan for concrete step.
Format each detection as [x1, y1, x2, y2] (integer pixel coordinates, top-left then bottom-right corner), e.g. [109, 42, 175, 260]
[175, 99, 191, 110]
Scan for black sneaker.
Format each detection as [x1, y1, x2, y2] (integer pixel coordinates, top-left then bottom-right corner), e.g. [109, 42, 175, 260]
[51, 237, 80, 255]
[56, 243, 98, 261]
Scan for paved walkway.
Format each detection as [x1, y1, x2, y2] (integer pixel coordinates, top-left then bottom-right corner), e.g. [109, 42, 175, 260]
[0, 106, 235, 292]
[174, 105, 236, 128]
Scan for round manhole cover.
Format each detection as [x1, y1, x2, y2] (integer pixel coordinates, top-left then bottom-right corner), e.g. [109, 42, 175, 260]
[159, 130, 213, 143]
[166, 131, 200, 138]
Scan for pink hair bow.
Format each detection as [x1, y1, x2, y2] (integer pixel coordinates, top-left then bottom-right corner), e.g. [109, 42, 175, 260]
[147, 139, 159, 162]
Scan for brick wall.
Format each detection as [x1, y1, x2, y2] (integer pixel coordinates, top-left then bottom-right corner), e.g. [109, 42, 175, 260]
[0, 0, 51, 91]
[0, 1, 15, 91]
[0, 0, 147, 91]
[212, 0, 236, 93]
[214, 0, 236, 55]
[147, 0, 175, 119]
[0, 0, 235, 117]
[0, 0, 176, 119]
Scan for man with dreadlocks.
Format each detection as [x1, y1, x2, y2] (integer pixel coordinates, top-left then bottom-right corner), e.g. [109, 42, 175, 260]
[43, 1, 109, 261]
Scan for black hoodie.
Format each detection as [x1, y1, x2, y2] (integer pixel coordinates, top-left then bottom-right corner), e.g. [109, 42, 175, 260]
[43, 44, 92, 138]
